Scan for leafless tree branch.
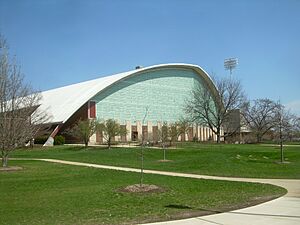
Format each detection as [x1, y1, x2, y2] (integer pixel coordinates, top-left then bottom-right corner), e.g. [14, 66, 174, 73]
[0, 35, 49, 167]
[186, 76, 246, 143]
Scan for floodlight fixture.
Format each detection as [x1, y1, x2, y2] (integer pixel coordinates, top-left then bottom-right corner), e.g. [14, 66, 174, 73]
[224, 58, 238, 75]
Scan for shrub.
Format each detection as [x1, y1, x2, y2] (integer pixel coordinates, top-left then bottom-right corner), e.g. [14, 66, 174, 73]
[54, 135, 65, 145]
[34, 136, 48, 144]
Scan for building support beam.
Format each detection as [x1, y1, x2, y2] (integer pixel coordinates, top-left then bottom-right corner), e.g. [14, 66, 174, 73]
[43, 124, 62, 146]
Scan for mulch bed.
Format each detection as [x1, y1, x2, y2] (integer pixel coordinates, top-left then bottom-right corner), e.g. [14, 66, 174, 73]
[0, 166, 23, 172]
[157, 159, 173, 162]
[118, 184, 165, 193]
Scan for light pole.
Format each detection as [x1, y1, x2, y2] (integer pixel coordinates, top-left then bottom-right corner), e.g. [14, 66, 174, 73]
[224, 58, 238, 75]
[224, 57, 239, 143]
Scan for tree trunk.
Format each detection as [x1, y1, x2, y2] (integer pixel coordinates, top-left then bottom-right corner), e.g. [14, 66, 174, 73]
[2, 151, 8, 167]
[140, 146, 144, 187]
[280, 127, 284, 163]
[182, 133, 185, 142]
[216, 128, 221, 144]
[216, 135, 220, 144]
[256, 134, 261, 143]
[108, 137, 111, 149]
[280, 140, 284, 163]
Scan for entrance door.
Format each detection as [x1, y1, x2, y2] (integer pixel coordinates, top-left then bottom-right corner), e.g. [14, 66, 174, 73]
[131, 131, 138, 141]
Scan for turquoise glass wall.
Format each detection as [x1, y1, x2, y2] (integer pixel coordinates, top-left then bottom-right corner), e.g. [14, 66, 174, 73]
[91, 68, 206, 125]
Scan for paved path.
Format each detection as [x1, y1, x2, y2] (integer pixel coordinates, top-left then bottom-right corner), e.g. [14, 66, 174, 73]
[14, 158, 300, 225]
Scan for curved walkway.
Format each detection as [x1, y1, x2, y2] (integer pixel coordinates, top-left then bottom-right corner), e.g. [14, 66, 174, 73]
[14, 158, 300, 225]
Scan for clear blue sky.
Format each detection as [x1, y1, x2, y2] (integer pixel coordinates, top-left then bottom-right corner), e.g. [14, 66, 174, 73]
[1, 0, 300, 115]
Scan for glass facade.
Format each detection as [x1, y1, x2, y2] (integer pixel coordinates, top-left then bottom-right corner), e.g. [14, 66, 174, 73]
[91, 68, 207, 125]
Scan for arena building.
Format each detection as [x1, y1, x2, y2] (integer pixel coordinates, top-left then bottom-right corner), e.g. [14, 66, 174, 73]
[39, 63, 222, 145]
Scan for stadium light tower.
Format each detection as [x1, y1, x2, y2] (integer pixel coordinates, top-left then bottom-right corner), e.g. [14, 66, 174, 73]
[224, 58, 238, 75]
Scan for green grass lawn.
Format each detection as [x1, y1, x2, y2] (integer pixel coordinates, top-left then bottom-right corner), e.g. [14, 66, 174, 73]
[0, 160, 286, 225]
[261, 140, 300, 145]
[12, 143, 300, 179]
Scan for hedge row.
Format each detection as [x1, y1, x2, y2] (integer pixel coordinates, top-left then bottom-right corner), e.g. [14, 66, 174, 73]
[34, 135, 65, 145]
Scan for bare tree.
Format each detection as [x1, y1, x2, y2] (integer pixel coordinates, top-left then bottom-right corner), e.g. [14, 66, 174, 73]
[0, 35, 47, 167]
[166, 119, 191, 147]
[293, 117, 300, 140]
[158, 122, 169, 160]
[66, 119, 98, 147]
[282, 114, 299, 142]
[97, 119, 127, 149]
[158, 122, 169, 147]
[242, 98, 280, 143]
[296, 117, 300, 131]
[169, 122, 180, 146]
[139, 107, 149, 187]
[274, 105, 296, 162]
[177, 118, 190, 142]
[186, 76, 245, 143]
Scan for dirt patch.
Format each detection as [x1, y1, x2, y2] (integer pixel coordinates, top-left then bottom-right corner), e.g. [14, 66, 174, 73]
[157, 159, 173, 162]
[0, 166, 23, 172]
[275, 161, 291, 164]
[119, 184, 165, 193]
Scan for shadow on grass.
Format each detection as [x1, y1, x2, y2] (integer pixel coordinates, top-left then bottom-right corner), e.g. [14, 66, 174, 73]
[165, 205, 300, 220]
[165, 204, 220, 213]
[165, 204, 193, 209]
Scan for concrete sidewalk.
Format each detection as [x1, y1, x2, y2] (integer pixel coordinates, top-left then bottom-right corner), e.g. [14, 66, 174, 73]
[146, 196, 300, 225]
[13, 158, 300, 225]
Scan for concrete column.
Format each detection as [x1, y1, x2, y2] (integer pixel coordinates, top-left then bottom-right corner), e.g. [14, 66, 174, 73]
[126, 121, 131, 142]
[220, 127, 224, 142]
[208, 128, 212, 141]
[213, 133, 217, 141]
[193, 125, 197, 141]
[206, 127, 210, 141]
[137, 120, 142, 141]
[200, 127, 203, 141]
[147, 121, 153, 142]
[185, 125, 189, 141]
[157, 121, 162, 130]
[115, 135, 119, 142]
[96, 130, 103, 144]
[89, 133, 96, 145]
[207, 127, 211, 141]
[212, 132, 216, 142]
[204, 127, 208, 141]
[197, 125, 201, 140]
[115, 119, 120, 141]
[178, 132, 182, 141]
[157, 121, 162, 141]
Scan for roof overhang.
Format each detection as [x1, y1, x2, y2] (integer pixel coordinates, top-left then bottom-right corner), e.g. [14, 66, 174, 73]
[37, 63, 219, 124]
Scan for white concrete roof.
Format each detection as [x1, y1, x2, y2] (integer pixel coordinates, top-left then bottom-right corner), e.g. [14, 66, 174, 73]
[39, 63, 215, 124]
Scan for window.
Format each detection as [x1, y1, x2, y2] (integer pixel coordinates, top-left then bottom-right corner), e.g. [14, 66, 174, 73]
[88, 101, 96, 118]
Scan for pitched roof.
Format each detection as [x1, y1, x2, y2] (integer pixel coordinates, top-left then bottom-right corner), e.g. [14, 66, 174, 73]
[39, 63, 215, 124]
